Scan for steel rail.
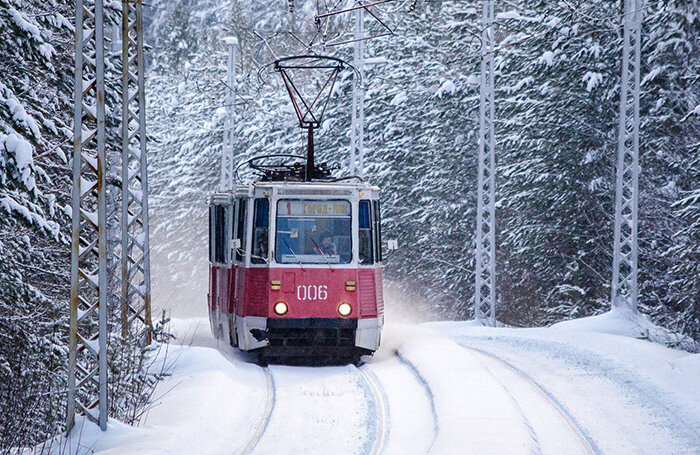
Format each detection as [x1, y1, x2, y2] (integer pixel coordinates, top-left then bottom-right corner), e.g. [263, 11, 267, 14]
[356, 366, 389, 455]
[394, 350, 439, 452]
[462, 345, 596, 455]
[238, 367, 275, 455]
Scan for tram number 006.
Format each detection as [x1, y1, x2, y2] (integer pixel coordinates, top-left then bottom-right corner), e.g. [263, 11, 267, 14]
[297, 285, 328, 301]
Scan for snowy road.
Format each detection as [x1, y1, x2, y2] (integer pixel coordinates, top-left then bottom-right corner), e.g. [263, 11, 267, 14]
[56, 315, 699, 455]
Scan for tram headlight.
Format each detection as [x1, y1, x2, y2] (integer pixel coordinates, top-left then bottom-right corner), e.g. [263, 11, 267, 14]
[337, 302, 352, 317]
[274, 301, 288, 316]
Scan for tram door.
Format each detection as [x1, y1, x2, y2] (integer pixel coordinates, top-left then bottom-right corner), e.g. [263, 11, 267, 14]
[230, 197, 248, 345]
[210, 200, 231, 338]
[358, 199, 383, 317]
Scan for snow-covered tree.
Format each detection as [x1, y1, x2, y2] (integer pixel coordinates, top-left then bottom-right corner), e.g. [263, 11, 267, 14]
[143, 0, 699, 338]
[0, 0, 73, 446]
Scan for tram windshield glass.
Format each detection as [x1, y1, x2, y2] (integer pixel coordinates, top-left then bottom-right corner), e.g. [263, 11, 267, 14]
[275, 200, 352, 264]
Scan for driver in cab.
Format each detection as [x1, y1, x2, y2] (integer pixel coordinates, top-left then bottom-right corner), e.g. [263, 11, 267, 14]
[313, 233, 336, 256]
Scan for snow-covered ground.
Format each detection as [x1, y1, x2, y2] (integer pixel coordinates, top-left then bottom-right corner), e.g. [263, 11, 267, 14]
[43, 311, 699, 455]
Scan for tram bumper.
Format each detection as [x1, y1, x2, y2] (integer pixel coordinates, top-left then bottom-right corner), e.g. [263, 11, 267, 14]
[239, 316, 382, 355]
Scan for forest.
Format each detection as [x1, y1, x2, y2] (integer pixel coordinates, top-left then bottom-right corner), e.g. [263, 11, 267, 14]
[1, 0, 698, 448]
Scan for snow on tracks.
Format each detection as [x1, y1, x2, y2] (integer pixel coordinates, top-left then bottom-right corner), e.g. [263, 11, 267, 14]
[462, 346, 595, 455]
[355, 367, 389, 455]
[242, 364, 388, 455]
[397, 337, 542, 454]
[238, 367, 275, 455]
[248, 365, 375, 454]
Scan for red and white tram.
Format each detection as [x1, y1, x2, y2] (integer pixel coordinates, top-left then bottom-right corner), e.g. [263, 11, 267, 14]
[208, 179, 384, 364]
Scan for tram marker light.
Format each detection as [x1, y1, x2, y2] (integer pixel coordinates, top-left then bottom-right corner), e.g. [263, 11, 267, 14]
[274, 301, 289, 316]
[270, 280, 281, 290]
[338, 302, 352, 317]
[345, 281, 356, 291]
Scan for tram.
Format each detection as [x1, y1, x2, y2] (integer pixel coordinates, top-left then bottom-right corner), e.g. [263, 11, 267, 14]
[208, 55, 387, 364]
[208, 175, 384, 364]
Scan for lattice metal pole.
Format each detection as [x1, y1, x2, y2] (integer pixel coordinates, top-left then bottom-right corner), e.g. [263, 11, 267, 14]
[611, 0, 643, 312]
[67, 0, 108, 432]
[474, 0, 496, 326]
[349, 6, 365, 177]
[121, 0, 152, 342]
[220, 37, 238, 190]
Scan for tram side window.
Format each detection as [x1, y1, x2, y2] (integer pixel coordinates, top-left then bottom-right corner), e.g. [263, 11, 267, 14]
[251, 198, 269, 264]
[235, 198, 248, 262]
[214, 205, 228, 264]
[359, 200, 374, 265]
[374, 200, 382, 263]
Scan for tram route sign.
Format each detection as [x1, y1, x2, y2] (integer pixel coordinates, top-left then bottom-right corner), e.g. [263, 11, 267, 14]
[279, 200, 351, 217]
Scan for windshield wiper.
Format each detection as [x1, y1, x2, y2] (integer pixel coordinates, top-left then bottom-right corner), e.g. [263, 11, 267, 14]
[282, 237, 305, 272]
[310, 236, 334, 271]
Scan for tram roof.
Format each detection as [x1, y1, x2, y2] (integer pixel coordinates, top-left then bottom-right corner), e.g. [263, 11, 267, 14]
[210, 180, 379, 203]
[249, 180, 378, 190]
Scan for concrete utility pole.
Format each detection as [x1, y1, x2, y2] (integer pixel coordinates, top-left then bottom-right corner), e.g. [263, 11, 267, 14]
[611, 0, 643, 312]
[68, 0, 108, 432]
[220, 37, 238, 190]
[349, 7, 365, 177]
[474, 0, 497, 326]
[121, 0, 153, 342]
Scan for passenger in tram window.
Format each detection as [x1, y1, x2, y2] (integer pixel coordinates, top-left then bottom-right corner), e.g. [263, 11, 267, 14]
[255, 228, 268, 259]
[251, 228, 268, 264]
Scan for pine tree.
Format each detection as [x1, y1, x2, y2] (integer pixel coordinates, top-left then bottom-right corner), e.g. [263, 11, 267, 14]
[143, 0, 699, 341]
[0, 0, 74, 446]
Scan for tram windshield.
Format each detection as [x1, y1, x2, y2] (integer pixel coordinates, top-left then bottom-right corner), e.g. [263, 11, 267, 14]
[275, 200, 352, 264]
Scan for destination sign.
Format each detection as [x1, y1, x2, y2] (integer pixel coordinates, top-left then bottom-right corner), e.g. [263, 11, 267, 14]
[278, 200, 350, 217]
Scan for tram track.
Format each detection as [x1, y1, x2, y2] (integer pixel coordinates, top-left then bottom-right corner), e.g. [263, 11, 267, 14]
[393, 350, 439, 453]
[355, 365, 389, 455]
[461, 345, 596, 455]
[238, 362, 385, 455]
[238, 367, 275, 455]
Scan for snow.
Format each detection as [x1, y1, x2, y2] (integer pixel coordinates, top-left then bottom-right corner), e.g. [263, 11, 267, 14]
[36, 312, 700, 454]
[1, 81, 41, 139]
[582, 71, 603, 92]
[435, 80, 456, 98]
[1, 131, 36, 191]
[1, 195, 56, 235]
[364, 57, 388, 65]
[641, 67, 663, 86]
[539, 51, 555, 66]
[397, 337, 538, 454]
[389, 91, 408, 106]
[551, 307, 696, 350]
[9, 8, 42, 42]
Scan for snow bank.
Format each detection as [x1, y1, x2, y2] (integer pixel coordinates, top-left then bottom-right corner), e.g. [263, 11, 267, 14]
[551, 307, 697, 350]
[37, 344, 267, 455]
